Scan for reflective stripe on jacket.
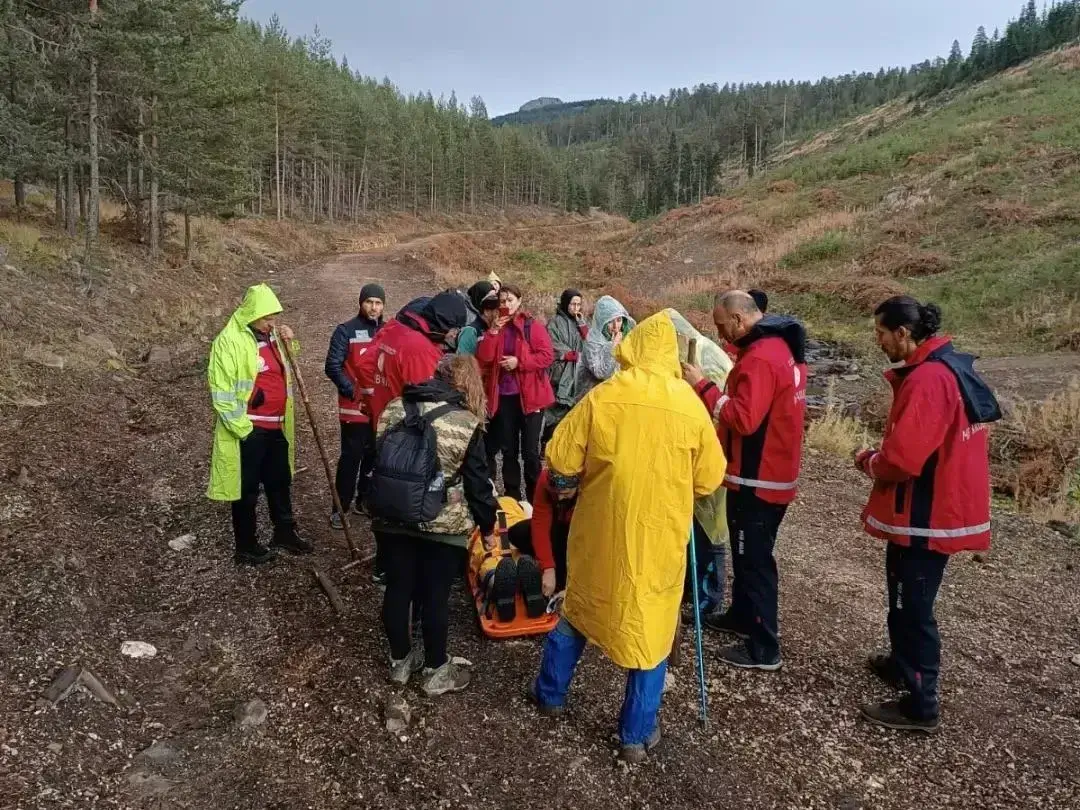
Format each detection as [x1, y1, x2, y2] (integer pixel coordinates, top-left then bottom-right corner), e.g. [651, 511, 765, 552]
[861, 336, 992, 554]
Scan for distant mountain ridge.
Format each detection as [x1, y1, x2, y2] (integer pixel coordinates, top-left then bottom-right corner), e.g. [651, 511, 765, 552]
[492, 98, 614, 127]
[519, 97, 563, 112]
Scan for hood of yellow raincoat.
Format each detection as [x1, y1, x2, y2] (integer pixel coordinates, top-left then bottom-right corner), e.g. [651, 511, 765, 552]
[614, 311, 681, 378]
[231, 284, 283, 329]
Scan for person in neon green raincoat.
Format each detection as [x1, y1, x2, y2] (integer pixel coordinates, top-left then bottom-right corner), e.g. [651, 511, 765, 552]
[207, 283, 312, 565]
[530, 311, 726, 762]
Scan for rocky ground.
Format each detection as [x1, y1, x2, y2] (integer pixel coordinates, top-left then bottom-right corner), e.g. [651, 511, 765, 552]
[1, 245, 1079, 809]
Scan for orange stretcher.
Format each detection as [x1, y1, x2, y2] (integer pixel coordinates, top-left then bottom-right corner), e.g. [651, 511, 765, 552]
[465, 510, 559, 640]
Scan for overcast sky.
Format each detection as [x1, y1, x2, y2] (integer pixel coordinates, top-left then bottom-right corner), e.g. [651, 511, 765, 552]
[242, 0, 1026, 116]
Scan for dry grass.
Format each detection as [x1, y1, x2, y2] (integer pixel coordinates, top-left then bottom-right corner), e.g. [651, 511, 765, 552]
[740, 210, 857, 269]
[980, 200, 1037, 227]
[768, 179, 799, 194]
[860, 243, 951, 278]
[716, 215, 767, 244]
[806, 380, 868, 458]
[993, 381, 1080, 519]
[0, 221, 44, 253]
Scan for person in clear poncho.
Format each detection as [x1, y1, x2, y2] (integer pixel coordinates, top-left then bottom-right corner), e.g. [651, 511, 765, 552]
[575, 295, 635, 400]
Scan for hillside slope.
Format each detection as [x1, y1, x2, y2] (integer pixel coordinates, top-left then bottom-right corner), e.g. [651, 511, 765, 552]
[600, 45, 1080, 357]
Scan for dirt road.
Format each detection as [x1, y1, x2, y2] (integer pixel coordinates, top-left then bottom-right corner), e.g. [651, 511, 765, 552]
[3, 245, 1079, 809]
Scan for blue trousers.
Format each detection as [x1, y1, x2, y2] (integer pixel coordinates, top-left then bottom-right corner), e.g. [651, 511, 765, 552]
[535, 617, 667, 746]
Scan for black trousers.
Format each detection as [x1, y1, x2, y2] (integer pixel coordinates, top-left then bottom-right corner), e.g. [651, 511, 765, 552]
[886, 542, 949, 719]
[230, 427, 294, 551]
[726, 489, 787, 662]
[333, 421, 375, 513]
[488, 394, 544, 503]
[379, 532, 465, 670]
[507, 519, 568, 591]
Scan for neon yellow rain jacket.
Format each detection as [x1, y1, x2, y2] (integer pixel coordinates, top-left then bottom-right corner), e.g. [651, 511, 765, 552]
[206, 284, 297, 501]
[546, 311, 727, 670]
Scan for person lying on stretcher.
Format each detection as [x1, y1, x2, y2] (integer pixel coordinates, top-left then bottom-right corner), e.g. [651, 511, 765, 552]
[471, 470, 577, 622]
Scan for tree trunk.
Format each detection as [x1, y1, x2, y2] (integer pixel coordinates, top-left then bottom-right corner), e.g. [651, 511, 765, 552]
[55, 172, 63, 227]
[184, 208, 191, 261]
[274, 95, 282, 221]
[78, 162, 86, 223]
[86, 54, 100, 252]
[65, 111, 77, 236]
[149, 96, 160, 258]
[137, 103, 145, 237]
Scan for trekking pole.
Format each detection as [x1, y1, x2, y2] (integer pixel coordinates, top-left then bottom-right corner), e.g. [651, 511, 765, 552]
[685, 336, 709, 728]
[278, 335, 361, 561]
[688, 522, 709, 729]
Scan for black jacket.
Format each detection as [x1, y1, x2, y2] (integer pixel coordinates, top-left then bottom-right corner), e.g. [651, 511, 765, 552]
[324, 313, 383, 399]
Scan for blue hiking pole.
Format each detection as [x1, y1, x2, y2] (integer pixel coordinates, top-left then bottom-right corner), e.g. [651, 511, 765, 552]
[688, 522, 709, 729]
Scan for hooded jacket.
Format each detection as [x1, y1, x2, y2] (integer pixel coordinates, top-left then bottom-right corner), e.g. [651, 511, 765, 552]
[207, 284, 296, 501]
[547, 311, 727, 670]
[860, 336, 996, 553]
[577, 295, 636, 399]
[694, 315, 808, 505]
[361, 293, 467, 426]
[475, 310, 556, 417]
[545, 290, 589, 417]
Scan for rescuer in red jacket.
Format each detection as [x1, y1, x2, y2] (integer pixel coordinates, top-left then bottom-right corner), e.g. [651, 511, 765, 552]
[682, 290, 807, 672]
[855, 296, 999, 734]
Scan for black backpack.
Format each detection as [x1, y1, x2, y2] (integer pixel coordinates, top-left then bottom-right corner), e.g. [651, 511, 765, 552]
[368, 401, 457, 524]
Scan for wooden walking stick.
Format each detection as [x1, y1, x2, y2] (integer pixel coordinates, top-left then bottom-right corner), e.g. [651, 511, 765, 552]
[278, 334, 361, 561]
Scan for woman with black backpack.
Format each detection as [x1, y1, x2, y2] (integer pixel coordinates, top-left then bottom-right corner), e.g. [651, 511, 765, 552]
[369, 354, 498, 697]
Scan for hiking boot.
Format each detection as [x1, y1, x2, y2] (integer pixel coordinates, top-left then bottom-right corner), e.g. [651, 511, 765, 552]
[490, 557, 518, 623]
[717, 642, 782, 672]
[329, 512, 345, 531]
[517, 555, 546, 619]
[526, 680, 565, 718]
[868, 653, 906, 689]
[619, 724, 662, 764]
[372, 569, 388, 589]
[234, 545, 277, 566]
[421, 661, 471, 697]
[703, 610, 750, 640]
[352, 502, 370, 518]
[388, 648, 424, 686]
[272, 527, 313, 555]
[860, 700, 940, 734]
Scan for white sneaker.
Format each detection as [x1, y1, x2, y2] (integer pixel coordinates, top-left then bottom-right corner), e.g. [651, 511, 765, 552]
[421, 661, 471, 697]
[388, 648, 423, 685]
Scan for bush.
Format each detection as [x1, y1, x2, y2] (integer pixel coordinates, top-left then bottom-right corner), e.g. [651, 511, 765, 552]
[779, 230, 851, 268]
[805, 381, 868, 458]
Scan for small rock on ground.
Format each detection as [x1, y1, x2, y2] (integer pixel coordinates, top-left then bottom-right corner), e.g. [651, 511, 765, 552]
[234, 698, 268, 728]
[385, 695, 410, 734]
[168, 534, 195, 552]
[138, 741, 180, 764]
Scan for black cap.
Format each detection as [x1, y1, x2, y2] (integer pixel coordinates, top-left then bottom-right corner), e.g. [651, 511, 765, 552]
[360, 283, 386, 304]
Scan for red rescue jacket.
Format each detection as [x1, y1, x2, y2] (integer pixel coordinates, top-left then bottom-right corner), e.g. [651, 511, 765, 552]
[476, 312, 556, 418]
[248, 332, 288, 429]
[860, 336, 993, 554]
[694, 316, 807, 505]
[361, 312, 444, 427]
[529, 469, 575, 572]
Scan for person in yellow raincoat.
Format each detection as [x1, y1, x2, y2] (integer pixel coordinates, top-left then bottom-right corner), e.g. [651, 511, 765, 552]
[207, 283, 312, 565]
[529, 311, 726, 763]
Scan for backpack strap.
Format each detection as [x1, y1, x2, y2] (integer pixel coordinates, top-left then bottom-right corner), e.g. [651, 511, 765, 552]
[421, 402, 460, 426]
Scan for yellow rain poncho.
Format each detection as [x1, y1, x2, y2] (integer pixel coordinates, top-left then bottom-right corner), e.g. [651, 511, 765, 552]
[546, 312, 727, 670]
[206, 284, 297, 501]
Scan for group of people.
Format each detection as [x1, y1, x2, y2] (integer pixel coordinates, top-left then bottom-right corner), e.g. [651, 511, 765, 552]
[206, 268, 998, 761]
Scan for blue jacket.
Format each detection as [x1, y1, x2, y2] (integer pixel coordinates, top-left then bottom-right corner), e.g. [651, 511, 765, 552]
[324, 313, 384, 399]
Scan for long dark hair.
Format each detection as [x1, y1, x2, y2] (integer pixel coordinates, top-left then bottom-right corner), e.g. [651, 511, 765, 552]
[874, 296, 942, 342]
